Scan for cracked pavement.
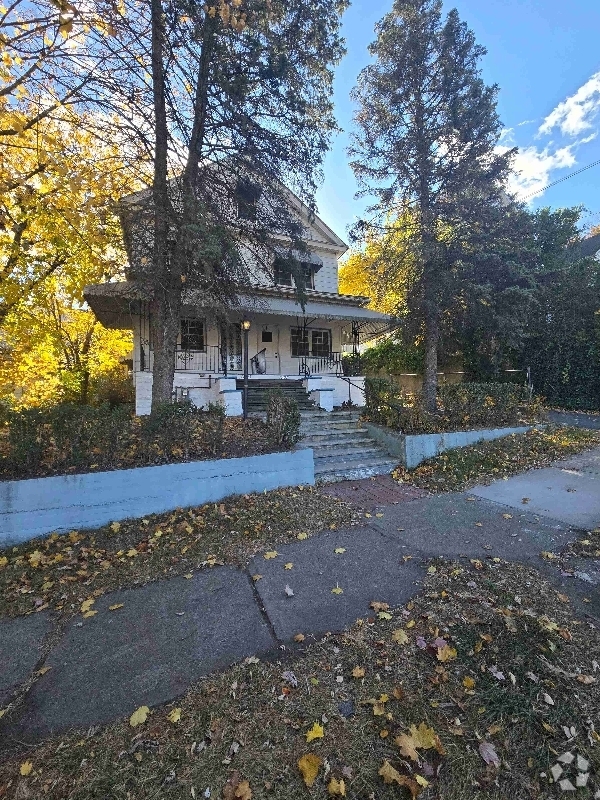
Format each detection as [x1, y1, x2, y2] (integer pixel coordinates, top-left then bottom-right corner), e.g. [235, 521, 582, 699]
[1, 448, 598, 746]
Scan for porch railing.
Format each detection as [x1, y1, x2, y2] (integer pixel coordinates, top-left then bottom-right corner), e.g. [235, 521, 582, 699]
[141, 345, 225, 373]
[299, 351, 343, 377]
[174, 346, 223, 372]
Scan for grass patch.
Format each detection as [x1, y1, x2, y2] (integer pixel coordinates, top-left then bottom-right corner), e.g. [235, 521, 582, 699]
[393, 425, 600, 493]
[1, 560, 598, 799]
[0, 487, 359, 619]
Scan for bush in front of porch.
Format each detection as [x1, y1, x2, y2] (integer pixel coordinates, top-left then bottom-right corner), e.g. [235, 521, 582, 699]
[0, 400, 293, 481]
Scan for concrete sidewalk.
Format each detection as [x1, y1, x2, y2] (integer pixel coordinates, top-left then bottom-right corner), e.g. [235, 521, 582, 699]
[1, 449, 599, 747]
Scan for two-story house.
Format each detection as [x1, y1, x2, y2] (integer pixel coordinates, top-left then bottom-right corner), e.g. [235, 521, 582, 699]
[84, 183, 394, 417]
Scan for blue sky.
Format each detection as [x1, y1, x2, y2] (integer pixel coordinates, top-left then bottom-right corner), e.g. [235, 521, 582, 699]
[316, 0, 600, 244]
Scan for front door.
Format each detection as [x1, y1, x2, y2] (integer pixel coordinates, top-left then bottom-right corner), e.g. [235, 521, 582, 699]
[257, 325, 280, 375]
[220, 323, 242, 373]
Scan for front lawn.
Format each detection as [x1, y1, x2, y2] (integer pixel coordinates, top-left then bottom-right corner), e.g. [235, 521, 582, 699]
[393, 426, 600, 493]
[0, 487, 359, 619]
[1, 559, 598, 799]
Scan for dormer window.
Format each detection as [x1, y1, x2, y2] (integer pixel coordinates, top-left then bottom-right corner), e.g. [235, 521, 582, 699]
[273, 256, 315, 289]
[236, 178, 261, 221]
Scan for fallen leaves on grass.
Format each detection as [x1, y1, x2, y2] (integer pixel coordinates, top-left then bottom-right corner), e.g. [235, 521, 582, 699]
[19, 761, 33, 777]
[351, 666, 365, 679]
[166, 708, 181, 723]
[479, 741, 500, 768]
[379, 761, 423, 797]
[298, 754, 321, 787]
[305, 721, 324, 742]
[1, 559, 599, 800]
[0, 487, 358, 619]
[392, 427, 600, 493]
[392, 628, 409, 645]
[129, 706, 149, 727]
[223, 772, 252, 800]
[327, 776, 346, 796]
[395, 722, 445, 762]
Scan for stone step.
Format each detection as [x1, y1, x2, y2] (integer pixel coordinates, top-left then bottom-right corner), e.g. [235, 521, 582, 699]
[301, 432, 372, 447]
[237, 379, 303, 387]
[314, 456, 399, 483]
[313, 445, 389, 464]
[300, 424, 367, 436]
[246, 391, 310, 399]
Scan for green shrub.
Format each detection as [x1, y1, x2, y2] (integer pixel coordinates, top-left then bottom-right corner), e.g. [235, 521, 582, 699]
[0, 400, 253, 479]
[266, 389, 301, 447]
[438, 382, 543, 430]
[3, 403, 132, 477]
[364, 378, 544, 434]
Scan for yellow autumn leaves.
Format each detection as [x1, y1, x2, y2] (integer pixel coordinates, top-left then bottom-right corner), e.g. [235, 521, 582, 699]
[129, 705, 182, 727]
[203, 0, 247, 32]
[297, 754, 346, 795]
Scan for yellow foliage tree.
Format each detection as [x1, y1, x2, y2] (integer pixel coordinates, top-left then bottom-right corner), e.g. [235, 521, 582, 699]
[0, 107, 143, 406]
[339, 213, 417, 316]
[0, 288, 133, 407]
[0, 106, 142, 323]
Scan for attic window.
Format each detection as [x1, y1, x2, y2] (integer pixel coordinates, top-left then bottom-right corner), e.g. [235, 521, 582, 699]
[236, 178, 261, 221]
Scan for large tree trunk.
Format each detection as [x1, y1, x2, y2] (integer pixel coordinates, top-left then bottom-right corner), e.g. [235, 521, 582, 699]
[422, 300, 439, 412]
[150, 290, 180, 405]
[149, 0, 176, 411]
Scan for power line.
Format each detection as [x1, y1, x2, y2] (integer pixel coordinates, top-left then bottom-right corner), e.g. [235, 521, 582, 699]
[520, 157, 600, 201]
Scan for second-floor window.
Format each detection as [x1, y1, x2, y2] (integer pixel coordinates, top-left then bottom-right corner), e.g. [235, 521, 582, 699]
[274, 257, 315, 289]
[180, 319, 205, 351]
[236, 178, 261, 221]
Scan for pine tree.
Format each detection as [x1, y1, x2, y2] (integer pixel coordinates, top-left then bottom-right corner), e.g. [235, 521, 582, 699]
[349, 0, 515, 411]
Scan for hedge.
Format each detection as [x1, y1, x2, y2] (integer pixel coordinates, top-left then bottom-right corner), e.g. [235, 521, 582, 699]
[364, 379, 544, 434]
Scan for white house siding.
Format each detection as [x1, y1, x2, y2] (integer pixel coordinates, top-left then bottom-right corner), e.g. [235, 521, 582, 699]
[313, 253, 339, 294]
[131, 313, 360, 415]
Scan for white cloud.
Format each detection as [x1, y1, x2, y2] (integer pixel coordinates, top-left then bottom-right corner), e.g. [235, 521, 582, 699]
[538, 71, 600, 137]
[496, 143, 577, 202]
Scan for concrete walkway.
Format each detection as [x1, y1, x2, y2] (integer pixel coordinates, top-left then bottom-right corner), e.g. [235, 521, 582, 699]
[1, 448, 599, 748]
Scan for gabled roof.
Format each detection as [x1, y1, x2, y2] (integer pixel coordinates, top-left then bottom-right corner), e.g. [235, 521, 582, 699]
[119, 176, 348, 257]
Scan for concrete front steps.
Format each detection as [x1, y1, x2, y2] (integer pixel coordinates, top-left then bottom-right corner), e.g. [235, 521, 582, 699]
[299, 409, 398, 482]
[236, 378, 315, 413]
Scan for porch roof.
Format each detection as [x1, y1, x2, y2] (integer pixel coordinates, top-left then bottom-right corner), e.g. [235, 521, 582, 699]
[83, 281, 399, 340]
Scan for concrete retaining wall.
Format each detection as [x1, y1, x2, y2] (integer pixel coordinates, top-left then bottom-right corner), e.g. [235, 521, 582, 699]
[0, 449, 315, 547]
[364, 422, 534, 469]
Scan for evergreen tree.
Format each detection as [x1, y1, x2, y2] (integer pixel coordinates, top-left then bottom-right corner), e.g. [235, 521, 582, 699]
[349, 0, 515, 410]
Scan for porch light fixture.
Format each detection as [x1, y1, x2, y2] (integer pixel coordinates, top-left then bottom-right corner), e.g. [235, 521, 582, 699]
[241, 319, 251, 419]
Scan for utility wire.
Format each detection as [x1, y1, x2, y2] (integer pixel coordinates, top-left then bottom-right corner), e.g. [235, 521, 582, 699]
[521, 157, 600, 201]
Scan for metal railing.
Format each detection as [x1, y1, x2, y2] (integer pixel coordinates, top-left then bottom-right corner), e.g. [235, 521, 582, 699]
[174, 346, 223, 372]
[141, 345, 224, 373]
[299, 351, 343, 377]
